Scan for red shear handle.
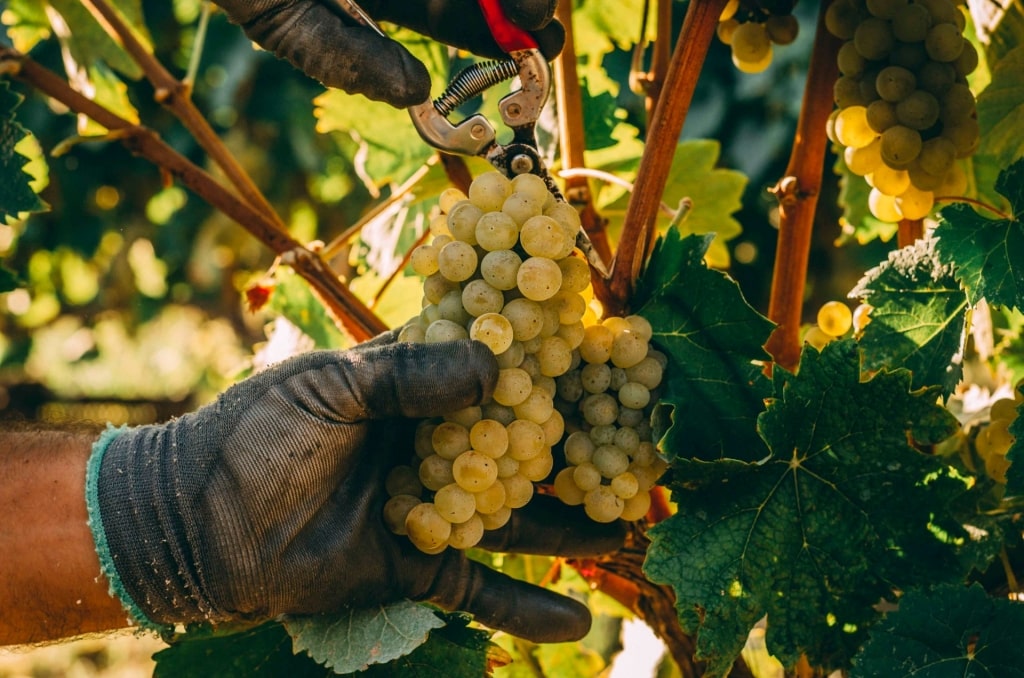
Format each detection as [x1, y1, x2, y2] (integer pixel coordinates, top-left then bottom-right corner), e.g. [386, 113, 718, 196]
[477, 0, 539, 52]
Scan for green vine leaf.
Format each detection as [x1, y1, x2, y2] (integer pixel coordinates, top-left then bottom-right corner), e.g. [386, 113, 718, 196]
[851, 584, 1024, 676]
[633, 231, 773, 462]
[284, 601, 446, 674]
[850, 237, 969, 396]
[0, 82, 46, 221]
[153, 622, 333, 677]
[644, 341, 964, 676]
[935, 157, 1024, 311]
[352, 612, 502, 678]
[153, 611, 497, 677]
[45, 0, 150, 80]
[1, 0, 51, 52]
[978, 46, 1024, 169]
[313, 28, 445, 183]
[596, 139, 746, 267]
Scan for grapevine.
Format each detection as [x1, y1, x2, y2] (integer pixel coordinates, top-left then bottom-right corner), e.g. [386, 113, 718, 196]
[382, 171, 667, 552]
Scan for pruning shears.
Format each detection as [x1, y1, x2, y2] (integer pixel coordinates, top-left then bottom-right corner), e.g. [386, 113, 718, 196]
[329, 0, 608, 276]
[408, 0, 552, 186]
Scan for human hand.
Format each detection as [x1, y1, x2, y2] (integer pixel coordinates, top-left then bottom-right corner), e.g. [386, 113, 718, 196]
[212, 0, 565, 106]
[87, 336, 624, 643]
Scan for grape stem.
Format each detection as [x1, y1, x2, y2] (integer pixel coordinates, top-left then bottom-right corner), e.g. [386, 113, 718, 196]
[763, 0, 842, 373]
[934, 195, 1014, 220]
[557, 168, 679, 217]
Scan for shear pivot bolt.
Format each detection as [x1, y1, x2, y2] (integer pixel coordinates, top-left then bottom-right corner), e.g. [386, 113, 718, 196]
[510, 154, 534, 175]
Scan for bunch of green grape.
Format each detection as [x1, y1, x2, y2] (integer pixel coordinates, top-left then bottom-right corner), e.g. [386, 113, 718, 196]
[382, 171, 666, 553]
[551, 316, 669, 523]
[716, 0, 799, 74]
[824, 0, 979, 223]
[975, 389, 1022, 484]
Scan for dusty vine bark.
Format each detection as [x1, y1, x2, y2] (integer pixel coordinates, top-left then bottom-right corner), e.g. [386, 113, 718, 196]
[763, 0, 842, 372]
[607, 0, 730, 314]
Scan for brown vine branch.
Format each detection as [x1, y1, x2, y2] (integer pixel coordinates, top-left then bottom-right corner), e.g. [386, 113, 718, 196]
[763, 0, 842, 372]
[553, 0, 613, 309]
[79, 0, 286, 232]
[897, 218, 924, 248]
[3, 49, 386, 341]
[607, 0, 729, 315]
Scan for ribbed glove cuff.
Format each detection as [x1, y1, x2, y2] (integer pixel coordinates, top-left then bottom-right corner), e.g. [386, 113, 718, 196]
[85, 423, 226, 633]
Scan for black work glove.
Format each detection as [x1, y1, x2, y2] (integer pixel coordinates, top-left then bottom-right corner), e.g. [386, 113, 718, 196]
[212, 0, 565, 107]
[86, 337, 623, 643]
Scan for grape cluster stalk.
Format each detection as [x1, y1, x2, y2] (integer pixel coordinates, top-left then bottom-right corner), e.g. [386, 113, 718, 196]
[380, 171, 667, 553]
[824, 0, 980, 223]
[715, 0, 800, 74]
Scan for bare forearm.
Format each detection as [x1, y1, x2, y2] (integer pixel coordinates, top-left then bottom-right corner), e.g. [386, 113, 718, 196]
[0, 425, 130, 645]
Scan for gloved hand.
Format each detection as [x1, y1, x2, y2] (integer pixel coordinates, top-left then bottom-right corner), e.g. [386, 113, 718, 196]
[87, 336, 624, 643]
[212, 0, 565, 107]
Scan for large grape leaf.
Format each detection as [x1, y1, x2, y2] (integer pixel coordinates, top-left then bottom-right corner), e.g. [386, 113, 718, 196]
[934, 157, 1024, 311]
[851, 583, 1024, 677]
[977, 46, 1024, 169]
[633, 231, 773, 462]
[644, 340, 964, 676]
[0, 82, 46, 221]
[284, 600, 444, 674]
[850, 237, 969, 396]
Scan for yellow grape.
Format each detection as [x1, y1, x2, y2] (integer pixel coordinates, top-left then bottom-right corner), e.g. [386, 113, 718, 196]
[835, 106, 877, 149]
[868, 188, 902, 222]
[817, 301, 853, 338]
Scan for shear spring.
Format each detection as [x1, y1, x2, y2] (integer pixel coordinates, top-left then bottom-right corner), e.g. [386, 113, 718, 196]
[433, 59, 519, 116]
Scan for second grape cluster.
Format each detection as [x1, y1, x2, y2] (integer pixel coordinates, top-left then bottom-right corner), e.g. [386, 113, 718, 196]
[825, 0, 979, 222]
[383, 171, 667, 554]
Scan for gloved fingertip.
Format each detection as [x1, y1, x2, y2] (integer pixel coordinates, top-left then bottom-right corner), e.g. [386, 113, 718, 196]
[322, 40, 431, 107]
[499, 0, 557, 30]
[478, 495, 626, 557]
[533, 20, 566, 61]
[427, 559, 593, 643]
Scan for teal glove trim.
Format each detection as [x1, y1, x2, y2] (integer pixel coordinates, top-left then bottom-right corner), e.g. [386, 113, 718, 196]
[85, 424, 171, 635]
